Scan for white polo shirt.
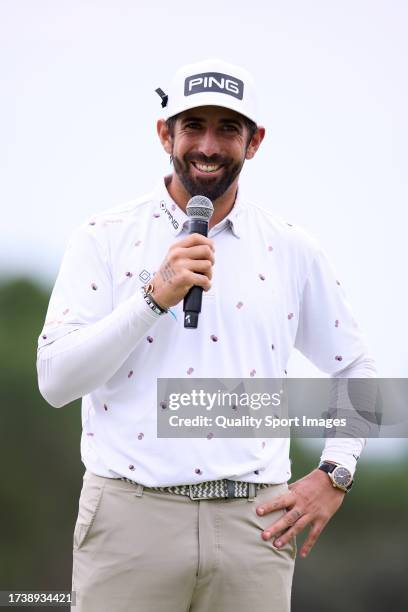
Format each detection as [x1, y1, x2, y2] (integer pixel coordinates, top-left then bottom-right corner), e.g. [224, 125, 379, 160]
[37, 176, 376, 486]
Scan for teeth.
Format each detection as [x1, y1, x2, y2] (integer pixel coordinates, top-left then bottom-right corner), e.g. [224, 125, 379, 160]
[193, 162, 221, 173]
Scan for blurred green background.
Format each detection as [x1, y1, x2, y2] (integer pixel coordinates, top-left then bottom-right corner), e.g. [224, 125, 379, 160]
[1, 277, 407, 611]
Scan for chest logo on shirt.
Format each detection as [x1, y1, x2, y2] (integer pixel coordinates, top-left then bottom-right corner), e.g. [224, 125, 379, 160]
[139, 269, 151, 283]
[160, 200, 180, 230]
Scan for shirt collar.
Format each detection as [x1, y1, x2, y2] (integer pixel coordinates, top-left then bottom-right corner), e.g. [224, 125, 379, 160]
[153, 175, 246, 239]
[222, 187, 245, 239]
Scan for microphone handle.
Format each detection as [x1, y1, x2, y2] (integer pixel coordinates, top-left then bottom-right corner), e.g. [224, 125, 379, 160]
[183, 219, 209, 328]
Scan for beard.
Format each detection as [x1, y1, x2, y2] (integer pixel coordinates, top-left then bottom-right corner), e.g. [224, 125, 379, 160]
[172, 151, 245, 202]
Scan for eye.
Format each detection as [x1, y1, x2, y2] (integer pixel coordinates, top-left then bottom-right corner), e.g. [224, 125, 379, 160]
[221, 123, 240, 133]
[184, 121, 202, 130]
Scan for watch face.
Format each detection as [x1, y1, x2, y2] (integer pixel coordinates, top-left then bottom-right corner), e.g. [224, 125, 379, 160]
[333, 466, 352, 487]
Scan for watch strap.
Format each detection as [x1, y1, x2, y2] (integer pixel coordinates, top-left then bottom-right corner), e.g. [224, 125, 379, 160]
[318, 462, 337, 475]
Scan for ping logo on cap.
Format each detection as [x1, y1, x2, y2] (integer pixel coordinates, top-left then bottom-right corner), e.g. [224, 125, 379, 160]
[184, 72, 244, 100]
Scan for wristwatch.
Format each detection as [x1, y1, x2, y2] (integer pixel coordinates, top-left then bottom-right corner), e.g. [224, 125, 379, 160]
[318, 461, 353, 493]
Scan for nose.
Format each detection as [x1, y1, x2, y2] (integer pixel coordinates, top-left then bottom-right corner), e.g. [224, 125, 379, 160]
[197, 128, 222, 159]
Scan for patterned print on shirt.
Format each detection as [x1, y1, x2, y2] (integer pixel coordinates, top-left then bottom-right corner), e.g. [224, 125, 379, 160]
[103, 218, 123, 226]
[38, 186, 369, 489]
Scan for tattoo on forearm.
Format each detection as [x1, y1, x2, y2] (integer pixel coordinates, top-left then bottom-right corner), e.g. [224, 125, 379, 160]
[160, 261, 176, 283]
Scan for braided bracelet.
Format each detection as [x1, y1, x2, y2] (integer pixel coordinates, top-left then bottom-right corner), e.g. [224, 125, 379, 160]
[141, 284, 168, 316]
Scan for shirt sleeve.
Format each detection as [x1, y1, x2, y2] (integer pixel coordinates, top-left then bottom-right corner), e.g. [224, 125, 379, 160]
[294, 244, 377, 475]
[294, 245, 371, 375]
[320, 352, 377, 476]
[36, 222, 161, 408]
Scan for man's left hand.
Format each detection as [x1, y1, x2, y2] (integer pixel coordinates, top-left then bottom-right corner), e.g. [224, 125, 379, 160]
[256, 468, 346, 558]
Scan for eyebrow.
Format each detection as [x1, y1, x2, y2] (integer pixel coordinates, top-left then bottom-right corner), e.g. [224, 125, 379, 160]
[180, 116, 244, 128]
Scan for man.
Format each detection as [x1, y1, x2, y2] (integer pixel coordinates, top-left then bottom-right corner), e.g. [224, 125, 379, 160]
[37, 59, 376, 612]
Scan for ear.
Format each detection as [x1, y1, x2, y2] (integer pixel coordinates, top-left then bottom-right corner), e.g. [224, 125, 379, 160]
[245, 126, 266, 160]
[157, 119, 173, 155]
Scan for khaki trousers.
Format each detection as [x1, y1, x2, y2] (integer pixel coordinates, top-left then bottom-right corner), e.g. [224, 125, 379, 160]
[71, 470, 296, 612]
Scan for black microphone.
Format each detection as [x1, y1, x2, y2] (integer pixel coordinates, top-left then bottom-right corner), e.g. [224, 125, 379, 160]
[183, 195, 214, 328]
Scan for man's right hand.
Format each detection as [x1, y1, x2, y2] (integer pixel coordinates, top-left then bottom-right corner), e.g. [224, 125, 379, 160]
[149, 234, 215, 310]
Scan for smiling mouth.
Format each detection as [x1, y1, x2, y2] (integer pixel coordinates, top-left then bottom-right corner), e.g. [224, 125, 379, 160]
[191, 162, 223, 174]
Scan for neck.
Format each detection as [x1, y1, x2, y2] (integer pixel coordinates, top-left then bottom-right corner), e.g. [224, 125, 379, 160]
[165, 174, 239, 229]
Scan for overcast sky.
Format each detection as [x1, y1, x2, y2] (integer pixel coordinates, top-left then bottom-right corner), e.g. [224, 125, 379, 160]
[1, 0, 407, 382]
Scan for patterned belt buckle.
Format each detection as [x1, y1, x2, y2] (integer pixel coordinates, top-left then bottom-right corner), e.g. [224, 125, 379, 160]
[188, 479, 251, 500]
[225, 479, 237, 498]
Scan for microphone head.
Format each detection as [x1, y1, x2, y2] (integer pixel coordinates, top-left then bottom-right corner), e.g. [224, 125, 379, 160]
[186, 195, 214, 221]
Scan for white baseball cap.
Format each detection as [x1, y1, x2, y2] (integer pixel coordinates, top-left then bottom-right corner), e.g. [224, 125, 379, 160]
[156, 58, 259, 125]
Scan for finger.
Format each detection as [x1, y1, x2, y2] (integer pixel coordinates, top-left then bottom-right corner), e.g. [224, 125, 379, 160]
[184, 259, 213, 278]
[175, 234, 215, 250]
[299, 522, 324, 558]
[184, 271, 212, 291]
[272, 515, 311, 548]
[262, 507, 304, 540]
[179, 245, 215, 263]
[256, 491, 295, 516]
